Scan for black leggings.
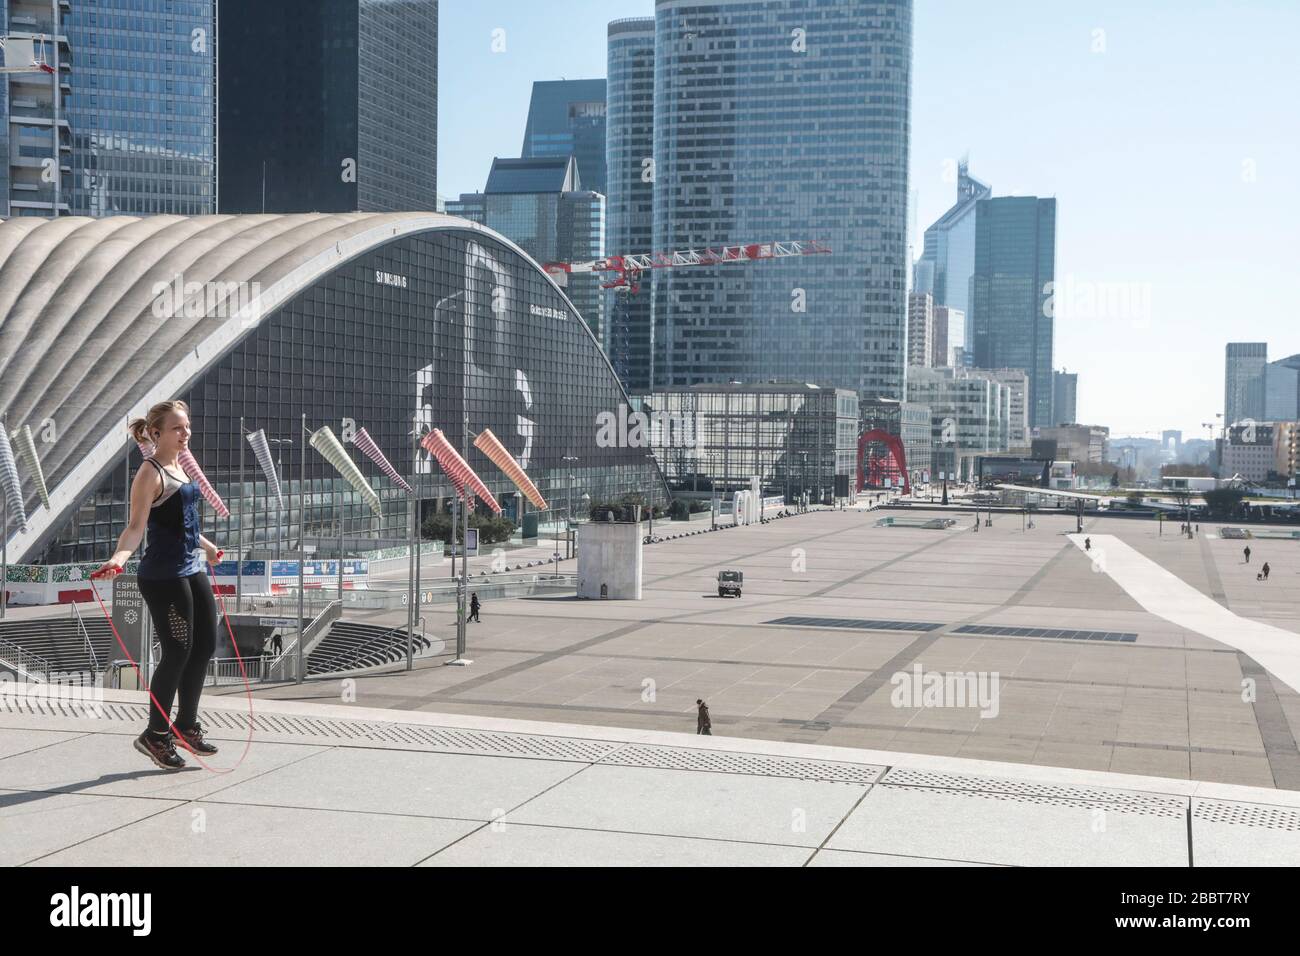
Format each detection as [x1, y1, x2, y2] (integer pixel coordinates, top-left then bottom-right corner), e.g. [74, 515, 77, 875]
[138, 572, 218, 734]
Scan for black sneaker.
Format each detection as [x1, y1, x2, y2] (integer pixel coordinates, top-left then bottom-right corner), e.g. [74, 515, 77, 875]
[134, 731, 186, 771]
[171, 724, 219, 756]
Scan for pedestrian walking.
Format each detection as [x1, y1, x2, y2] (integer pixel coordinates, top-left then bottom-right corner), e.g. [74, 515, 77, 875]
[1244, 546, 1252, 564]
[469, 592, 481, 623]
[271, 632, 283, 655]
[1085, 537, 1092, 551]
[1262, 562, 1271, 581]
[696, 698, 712, 735]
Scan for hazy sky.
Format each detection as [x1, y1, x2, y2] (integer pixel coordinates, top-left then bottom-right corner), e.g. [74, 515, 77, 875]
[439, 1, 1300, 439]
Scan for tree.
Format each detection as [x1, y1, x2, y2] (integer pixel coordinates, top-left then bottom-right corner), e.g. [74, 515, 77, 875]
[1203, 487, 1247, 519]
[421, 511, 517, 545]
[1110, 471, 1120, 488]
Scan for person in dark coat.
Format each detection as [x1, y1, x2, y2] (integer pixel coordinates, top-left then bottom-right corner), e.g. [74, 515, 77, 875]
[696, 699, 712, 735]
[1262, 562, 1271, 581]
[1084, 537, 1092, 551]
[1244, 546, 1252, 564]
[469, 592, 481, 622]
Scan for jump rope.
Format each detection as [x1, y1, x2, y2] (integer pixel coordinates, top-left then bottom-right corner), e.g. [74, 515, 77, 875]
[88, 445, 257, 774]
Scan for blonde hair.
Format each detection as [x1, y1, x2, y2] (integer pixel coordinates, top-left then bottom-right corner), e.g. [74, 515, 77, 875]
[127, 400, 190, 446]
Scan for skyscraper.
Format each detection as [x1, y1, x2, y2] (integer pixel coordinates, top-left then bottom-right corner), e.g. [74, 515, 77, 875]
[932, 306, 966, 367]
[650, 0, 912, 395]
[916, 161, 991, 349]
[971, 196, 1057, 428]
[907, 292, 933, 368]
[1, 0, 71, 216]
[447, 157, 606, 342]
[218, 0, 437, 214]
[521, 79, 607, 196]
[1053, 369, 1078, 425]
[605, 17, 655, 390]
[1263, 353, 1300, 422]
[1224, 342, 1267, 424]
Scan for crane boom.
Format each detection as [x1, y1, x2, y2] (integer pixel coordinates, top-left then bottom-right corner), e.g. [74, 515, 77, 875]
[544, 239, 832, 294]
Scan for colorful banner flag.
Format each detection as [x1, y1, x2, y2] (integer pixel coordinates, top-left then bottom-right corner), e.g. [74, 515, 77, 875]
[245, 429, 285, 511]
[352, 427, 412, 492]
[178, 448, 231, 518]
[13, 424, 50, 510]
[0, 422, 28, 532]
[309, 426, 383, 517]
[419, 429, 501, 515]
[474, 428, 547, 510]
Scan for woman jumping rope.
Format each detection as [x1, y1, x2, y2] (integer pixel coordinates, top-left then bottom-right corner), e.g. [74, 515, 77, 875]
[93, 400, 223, 771]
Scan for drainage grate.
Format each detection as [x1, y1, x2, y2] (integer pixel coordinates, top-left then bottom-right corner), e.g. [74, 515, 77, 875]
[1193, 799, 1300, 832]
[954, 624, 1137, 643]
[598, 744, 882, 785]
[0, 694, 617, 763]
[876, 783, 1185, 818]
[765, 616, 943, 633]
[882, 768, 1185, 817]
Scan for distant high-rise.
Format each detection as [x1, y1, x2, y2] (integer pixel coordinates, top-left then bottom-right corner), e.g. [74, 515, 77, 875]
[932, 306, 966, 368]
[521, 79, 607, 196]
[2, 0, 72, 216]
[218, 0, 437, 214]
[1053, 370, 1078, 425]
[1224, 343, 1268, 424]
[1263, 353, 1300, 422]
[605, 17, 656, 391]
[907, 292, 933, 368]
[650, 0, 912, 394]
[447, 157, 606, 342]
[971, 196, 1057, 428]
[916, 161, 991, 348]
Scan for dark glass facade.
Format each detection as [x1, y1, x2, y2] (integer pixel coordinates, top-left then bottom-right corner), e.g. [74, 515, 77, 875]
[65, 0, 215, 216]
[37, 227, 661, 565]
[521, 79, 607, 196]
[605, 17, 655, 391]
[970, 197, 1057, 428]
[915, 162, 991, 349]
[650, 0, 912, 397]
[218, 0, 437, 214]
[640, 384, 857, 501]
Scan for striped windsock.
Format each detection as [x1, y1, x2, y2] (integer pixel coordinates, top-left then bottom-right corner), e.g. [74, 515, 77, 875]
[178, 448, 231, 518]
[352, 427, 412, 492]
[136, 440, 156, 460]
[474, 428, 547, 510]
[0, 422, 28, 532]
[309, 426, 383, 517]
[13, 424, 50, 510]
[245, 428, 285, 510]
[419, 429, 501, 514]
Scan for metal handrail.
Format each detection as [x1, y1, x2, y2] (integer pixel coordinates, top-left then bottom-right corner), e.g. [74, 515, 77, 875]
[267, 600, 340, 681]
[0, 636, 53, 682]
[69, 601, 98, 671]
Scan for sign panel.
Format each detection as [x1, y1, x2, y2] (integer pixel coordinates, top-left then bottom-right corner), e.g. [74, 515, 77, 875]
[111, 574, 146, 660]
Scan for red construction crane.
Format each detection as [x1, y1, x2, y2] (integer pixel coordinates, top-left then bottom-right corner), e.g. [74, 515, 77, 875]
[544, 239, 832, 295]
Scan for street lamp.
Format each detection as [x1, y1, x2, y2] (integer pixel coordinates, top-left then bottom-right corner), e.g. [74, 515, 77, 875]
[562, 456, 578, 560]
[645, 453, 656, 535]
[798, 450, 808, 513]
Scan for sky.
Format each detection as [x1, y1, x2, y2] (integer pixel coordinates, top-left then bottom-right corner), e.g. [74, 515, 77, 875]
[438, 1, 1300, 439]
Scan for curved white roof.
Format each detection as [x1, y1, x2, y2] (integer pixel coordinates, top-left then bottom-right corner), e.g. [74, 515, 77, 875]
[0, 212, 567, 562]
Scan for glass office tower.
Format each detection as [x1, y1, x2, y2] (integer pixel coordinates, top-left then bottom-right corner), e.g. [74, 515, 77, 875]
[605, 17, 655, 390]
[218, 0, 437, 214]
[1224, 342, 1267, 425]
[970, 196, 1057, 428]
[447, 157, 606, 343]
[63, 0, 215, 216]
[521, 78, 607, 196]
[915, 161, 991, 352]
[651, 0, 912, 397]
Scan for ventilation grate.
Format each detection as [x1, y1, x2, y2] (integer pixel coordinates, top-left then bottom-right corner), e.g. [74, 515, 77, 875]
[882, 768, 1185, 816]
[765, 616, 943, 633]
[954, 624, 1137, 642]
[1193, 799, 1300, 831]
[599, 744, 882, 785]
[876, 783, 1185, 819]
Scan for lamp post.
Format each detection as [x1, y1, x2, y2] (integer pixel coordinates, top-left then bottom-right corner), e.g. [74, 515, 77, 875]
[798, 451, 808, 513]
[645, 453, 655, 535]
[297, 415, 307, 684]
[562, 456, 578, 559]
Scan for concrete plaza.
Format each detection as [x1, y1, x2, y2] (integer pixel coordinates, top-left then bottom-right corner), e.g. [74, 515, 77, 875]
[227, 507, 1300, 791]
